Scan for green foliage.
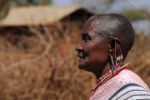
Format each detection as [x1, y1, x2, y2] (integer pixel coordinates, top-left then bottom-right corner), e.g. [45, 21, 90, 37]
[37, 0, 51, 5]
[0, 0, 52, 19]
[106, 0, 115, 4]
[12, 0, 51, 6]
[122, 9, 148, 21]
[0, 0, 10, 19]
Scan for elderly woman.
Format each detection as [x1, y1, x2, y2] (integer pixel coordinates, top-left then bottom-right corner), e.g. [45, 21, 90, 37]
[76, 14, 150, 100]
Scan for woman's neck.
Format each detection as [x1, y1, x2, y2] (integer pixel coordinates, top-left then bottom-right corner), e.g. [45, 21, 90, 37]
[94, 63, 111, 79]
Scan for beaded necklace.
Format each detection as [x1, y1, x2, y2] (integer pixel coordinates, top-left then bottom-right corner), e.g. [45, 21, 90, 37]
[90, 63, 129, 95]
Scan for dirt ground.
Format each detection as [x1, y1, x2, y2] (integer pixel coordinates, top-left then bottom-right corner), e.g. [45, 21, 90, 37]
[0, 21, 150, 100]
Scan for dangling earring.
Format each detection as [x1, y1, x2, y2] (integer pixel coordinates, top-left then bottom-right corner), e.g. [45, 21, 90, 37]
[109, 48, 115, 73]
[109, 41, 124, 72]
[116, 46, 124, 67]
[109, 39, 116, 73]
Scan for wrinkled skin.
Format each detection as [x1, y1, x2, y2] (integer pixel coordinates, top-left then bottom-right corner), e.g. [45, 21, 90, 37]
[76, 20, 111, 78]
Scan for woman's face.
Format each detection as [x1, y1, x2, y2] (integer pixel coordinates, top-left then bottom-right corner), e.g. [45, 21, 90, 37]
[76, 22, 110, 73]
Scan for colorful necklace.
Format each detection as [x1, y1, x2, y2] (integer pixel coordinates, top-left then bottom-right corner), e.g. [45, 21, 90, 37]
[90, 63, 129, 95]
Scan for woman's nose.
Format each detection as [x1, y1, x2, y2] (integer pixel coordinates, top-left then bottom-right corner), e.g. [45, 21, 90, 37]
[75, 46, 82, 53]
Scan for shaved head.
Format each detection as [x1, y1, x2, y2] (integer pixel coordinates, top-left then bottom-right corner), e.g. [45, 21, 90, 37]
[83, 14, 135, 59]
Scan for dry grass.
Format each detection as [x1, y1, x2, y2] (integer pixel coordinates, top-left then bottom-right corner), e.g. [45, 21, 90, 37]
[126, 34, 150, 86]
[0, 21, 150, 100]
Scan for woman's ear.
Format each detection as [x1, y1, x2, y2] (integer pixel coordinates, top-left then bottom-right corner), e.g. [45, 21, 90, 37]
[109, 38, 123, 68]
[109, 38, 121, 49]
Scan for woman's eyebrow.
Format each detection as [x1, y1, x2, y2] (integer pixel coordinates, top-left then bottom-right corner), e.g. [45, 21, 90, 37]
[82, 33, 89, 37]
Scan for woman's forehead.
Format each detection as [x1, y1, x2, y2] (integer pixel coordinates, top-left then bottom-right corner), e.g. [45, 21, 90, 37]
[82, 16, 121, 36]
[82, 18, 107, 35]
[82, 22, 104, 37]
[81, 31, 105, 40]
[82, 21, 97, 34]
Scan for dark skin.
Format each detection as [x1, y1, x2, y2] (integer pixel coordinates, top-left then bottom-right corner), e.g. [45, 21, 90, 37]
[76, 19, 121, 79]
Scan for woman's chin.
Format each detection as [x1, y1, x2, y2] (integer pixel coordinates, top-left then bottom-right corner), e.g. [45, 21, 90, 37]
[78, 63, 86, 69]
[78, 63, 91, 71]
[78, 58, 90, 70]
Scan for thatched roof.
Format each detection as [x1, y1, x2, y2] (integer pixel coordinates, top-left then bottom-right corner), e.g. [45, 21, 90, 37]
[0, 5, 90, 27]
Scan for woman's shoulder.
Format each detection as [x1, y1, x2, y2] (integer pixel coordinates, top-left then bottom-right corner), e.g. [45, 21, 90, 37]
[108, 69, 150, 99]
[109, 83, 150, 100]
[116, 69, 149, 90]
[89, 69, 150, 100]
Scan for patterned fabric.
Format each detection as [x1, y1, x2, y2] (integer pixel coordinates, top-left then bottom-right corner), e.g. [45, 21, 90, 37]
[109, 83, 150, 100]
[89, 69, 150, 100]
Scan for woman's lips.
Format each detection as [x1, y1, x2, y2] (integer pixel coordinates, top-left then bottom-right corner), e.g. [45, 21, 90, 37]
[76, 48, 89, 60]
[77, 51, 89, 60]
[78, 55, 88, 64]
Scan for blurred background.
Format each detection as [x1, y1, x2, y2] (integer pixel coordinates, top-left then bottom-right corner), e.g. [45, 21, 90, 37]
[0, 0, 150, 100]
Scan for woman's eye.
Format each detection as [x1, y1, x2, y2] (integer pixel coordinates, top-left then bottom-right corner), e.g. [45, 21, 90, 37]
[82, 34, 91, 43]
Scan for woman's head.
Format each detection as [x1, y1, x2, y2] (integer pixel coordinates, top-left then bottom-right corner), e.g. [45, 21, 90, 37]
[76, 14, 134, 76]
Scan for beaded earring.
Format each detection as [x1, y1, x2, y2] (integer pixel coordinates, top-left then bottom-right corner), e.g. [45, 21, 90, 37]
[109, 40, 124, 73]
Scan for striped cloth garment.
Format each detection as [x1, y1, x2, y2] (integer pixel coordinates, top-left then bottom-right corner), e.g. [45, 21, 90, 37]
[89, 69, 150, 100]
[110, 83, 150, 100]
